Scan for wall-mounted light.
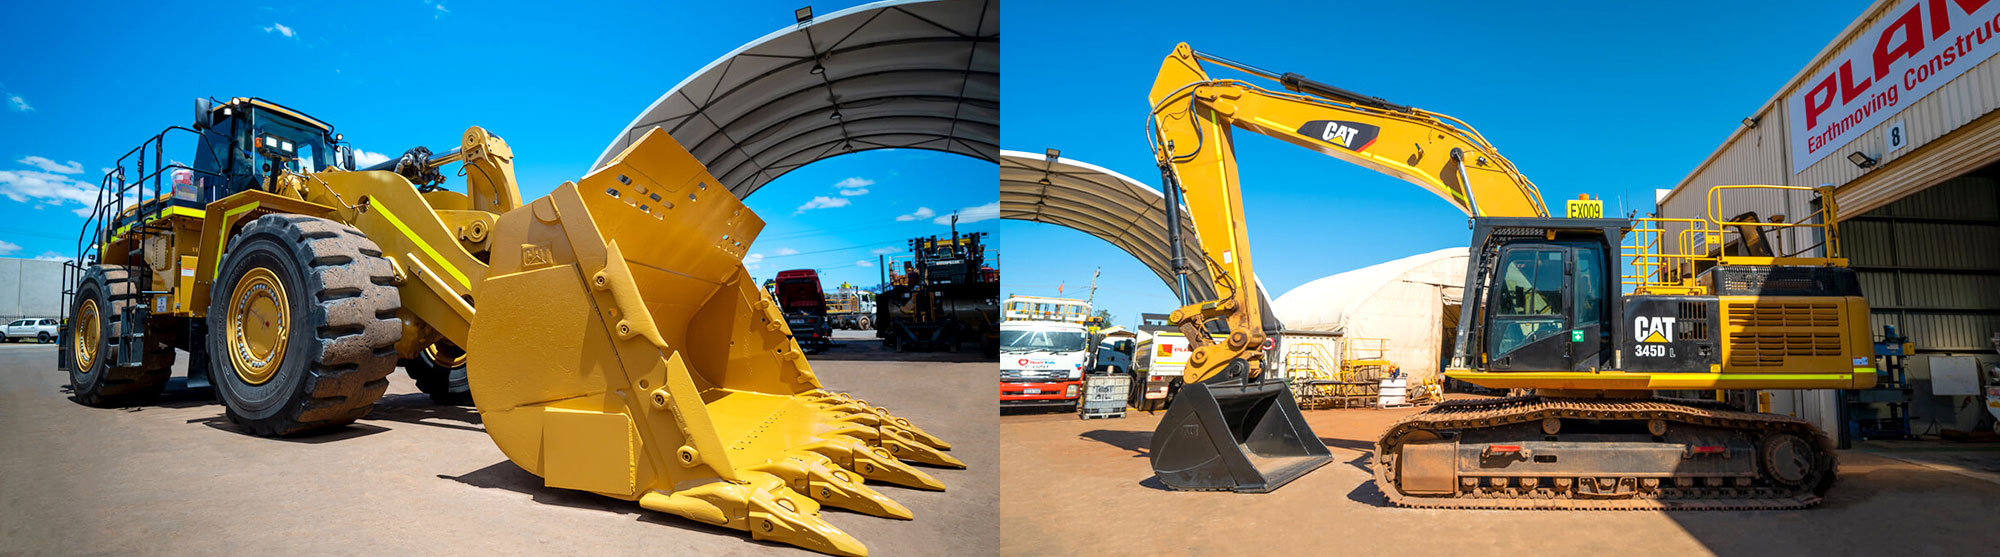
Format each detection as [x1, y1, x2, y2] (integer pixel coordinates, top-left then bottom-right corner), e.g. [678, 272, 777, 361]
[1045, 148, 1060, 161]
[1847, 151, 1878, 168]
[795, 6, 813, 23]
[1742, 116, 1760, 128]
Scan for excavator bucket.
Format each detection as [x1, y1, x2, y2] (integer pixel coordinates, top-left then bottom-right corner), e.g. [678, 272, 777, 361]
[465, 128, 958, 557]
[1150, 378, 1330, 493]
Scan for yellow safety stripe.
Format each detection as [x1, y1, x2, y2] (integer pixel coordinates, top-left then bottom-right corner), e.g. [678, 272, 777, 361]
[109, 206, 205, 240]
[369, 198, 470, 290]
[212, 201, 263, 279]
[1446, 371, 1871, 382]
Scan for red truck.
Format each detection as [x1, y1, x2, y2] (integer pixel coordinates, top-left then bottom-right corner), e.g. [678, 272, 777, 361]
[773, 269, 833, 353]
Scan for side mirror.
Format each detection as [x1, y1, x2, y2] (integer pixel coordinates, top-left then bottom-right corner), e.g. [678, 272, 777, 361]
[194, 98, 213, 130]
[339, 145, 356, 170]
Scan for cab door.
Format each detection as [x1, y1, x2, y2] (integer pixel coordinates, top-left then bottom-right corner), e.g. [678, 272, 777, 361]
[1484, 242, 1610, 371]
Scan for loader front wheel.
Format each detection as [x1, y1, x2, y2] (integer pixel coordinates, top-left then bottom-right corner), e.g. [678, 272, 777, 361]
[405, 341, 472, 405]
[67, 265, 172, 407]
[208, 215, 402, 436]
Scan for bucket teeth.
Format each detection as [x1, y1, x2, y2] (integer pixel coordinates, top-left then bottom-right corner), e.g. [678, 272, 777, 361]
[831, 425, 968, 469]
[639, 473, 869, 557]
[807, 438, 948, 491]
[755, 453, 915, 520]
[809, 391, 953, 451]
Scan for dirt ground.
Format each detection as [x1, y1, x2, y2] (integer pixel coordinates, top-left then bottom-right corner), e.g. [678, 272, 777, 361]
[1000, 401, 2000, 556]
[0, 329, 996, 555]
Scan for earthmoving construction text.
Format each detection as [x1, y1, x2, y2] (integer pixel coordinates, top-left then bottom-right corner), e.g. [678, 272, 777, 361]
[1788, 0, 2000, 173]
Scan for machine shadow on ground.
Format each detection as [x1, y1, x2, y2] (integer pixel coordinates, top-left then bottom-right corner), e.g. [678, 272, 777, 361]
[437, 460, 803, 553]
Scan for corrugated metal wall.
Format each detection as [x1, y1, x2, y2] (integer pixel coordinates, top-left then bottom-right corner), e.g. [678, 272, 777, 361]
[1664, 0, 2000, 216]
[1845, 175, 2000, 351]
[0, 257, 65, 321]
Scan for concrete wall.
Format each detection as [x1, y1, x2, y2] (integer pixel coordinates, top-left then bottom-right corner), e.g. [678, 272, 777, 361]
[0, 257, 66, 321]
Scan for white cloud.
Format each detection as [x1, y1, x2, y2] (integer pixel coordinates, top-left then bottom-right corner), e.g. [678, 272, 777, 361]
[870, 246, 900, 255]
[0, 167, 101, 215]
[855, 260, 873, 268]
[895, 206, 935, 222]
[934, 201, 999, 225]
[0, 240, 19, 255]
[6, 94, 29, 112]
[435, 4, 450, 18]
[794, 195, 851, 214]
[263, 22, 296, 38]
[33, 251, 72, 262]
[773, 247, 800, 256]
[16, 156, 82, 174]
[834, 177, 873, 197]
[353, 150, 391, 168]
[743, 253, 764, 271]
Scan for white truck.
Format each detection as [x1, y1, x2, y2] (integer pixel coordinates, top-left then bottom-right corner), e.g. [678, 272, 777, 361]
[999, 296, 1093, 411]
[4, 318, 59, 343]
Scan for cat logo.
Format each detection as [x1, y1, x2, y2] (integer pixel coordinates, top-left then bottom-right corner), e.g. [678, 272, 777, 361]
[1296, 120, 1381, 152]
[1633, 316, 1677, 343]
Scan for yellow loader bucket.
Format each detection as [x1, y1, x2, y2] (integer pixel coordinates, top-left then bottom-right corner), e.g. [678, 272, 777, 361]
[466, 128, 959, 556]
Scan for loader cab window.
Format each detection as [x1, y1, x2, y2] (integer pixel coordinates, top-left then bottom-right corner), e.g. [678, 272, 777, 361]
[250, 113, 332, 175]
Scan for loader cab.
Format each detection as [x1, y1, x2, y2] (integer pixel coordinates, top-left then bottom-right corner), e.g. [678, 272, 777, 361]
[190, 97, 349, 204]
[1458, 217, 1626, 373]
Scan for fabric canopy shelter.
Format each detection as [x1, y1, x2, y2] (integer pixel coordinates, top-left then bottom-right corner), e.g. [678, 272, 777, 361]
[999, 149, 1215, 303]
[594, 0, 998, 198]
[1271, 247, 1468, 384]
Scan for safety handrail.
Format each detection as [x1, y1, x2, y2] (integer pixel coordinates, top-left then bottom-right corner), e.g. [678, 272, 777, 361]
[1622, 184, 1844, 294]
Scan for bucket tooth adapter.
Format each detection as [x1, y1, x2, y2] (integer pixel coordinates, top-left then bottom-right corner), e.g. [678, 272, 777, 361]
[466, 129, 956, 556]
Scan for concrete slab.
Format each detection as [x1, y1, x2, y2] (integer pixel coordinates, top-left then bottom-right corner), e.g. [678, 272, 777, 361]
[0, 329, 995, 555]
[1000, 402, 2000, 556]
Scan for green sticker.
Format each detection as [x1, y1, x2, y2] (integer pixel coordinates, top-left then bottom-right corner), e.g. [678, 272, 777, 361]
[1571, 330, 1584, 342]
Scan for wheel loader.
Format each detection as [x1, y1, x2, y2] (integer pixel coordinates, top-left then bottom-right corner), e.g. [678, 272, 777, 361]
[1142, 44, 1869, 508]
[57, 97, 961, 556]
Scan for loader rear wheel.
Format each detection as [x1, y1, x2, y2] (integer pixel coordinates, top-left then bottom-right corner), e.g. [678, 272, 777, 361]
[208, 215, 402, 436]
[405, 341, 472, 405]
[67, 265, 173, 406]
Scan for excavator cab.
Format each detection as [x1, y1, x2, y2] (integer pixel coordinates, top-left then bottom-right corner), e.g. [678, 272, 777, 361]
[1470, 218, 1622, 373]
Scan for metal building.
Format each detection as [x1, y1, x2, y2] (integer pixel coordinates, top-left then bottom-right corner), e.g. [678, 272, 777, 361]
[0, 257, 64, 321]
[1659, 0, 2000, 436]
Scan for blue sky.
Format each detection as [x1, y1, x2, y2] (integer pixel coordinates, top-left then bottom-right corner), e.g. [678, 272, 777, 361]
[1000, 0, 1871, 328]
[0, 0, 995, 291]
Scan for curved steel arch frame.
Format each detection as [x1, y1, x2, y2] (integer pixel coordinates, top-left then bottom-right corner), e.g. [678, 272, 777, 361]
[594, 0, 998, 198]
[998, 149, 1218, 303]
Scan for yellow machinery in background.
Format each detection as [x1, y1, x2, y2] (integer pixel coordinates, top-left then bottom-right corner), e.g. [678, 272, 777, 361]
[58, 97, 957, 556]
[1144, 43, 1870, 508]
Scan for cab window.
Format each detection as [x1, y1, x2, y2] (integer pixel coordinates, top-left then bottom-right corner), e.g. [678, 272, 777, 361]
[1488, 247, 1568, 358]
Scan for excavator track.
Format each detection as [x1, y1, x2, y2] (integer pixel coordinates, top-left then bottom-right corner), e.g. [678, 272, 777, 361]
[1374, 395, 1838, 510]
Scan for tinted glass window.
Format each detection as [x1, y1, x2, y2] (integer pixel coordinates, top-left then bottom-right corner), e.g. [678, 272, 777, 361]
[1574, 245, 1604, 327]
[1496, 248, 1564, 316]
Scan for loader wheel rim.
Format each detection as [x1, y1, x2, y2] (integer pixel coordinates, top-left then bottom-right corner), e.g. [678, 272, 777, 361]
[423, 342, 468, 368]
[227, 267, 290, 385]
[74, 299, 99, 371]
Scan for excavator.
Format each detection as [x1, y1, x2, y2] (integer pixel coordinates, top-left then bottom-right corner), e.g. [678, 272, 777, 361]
[1145, 43, 1872, 509]
[57, 97, 961, 555]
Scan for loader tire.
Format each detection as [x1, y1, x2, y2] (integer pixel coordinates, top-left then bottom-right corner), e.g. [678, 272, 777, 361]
[68, 265, 173, 407]
[207, 215, 402, 436]
[405, 341, 472, 406]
